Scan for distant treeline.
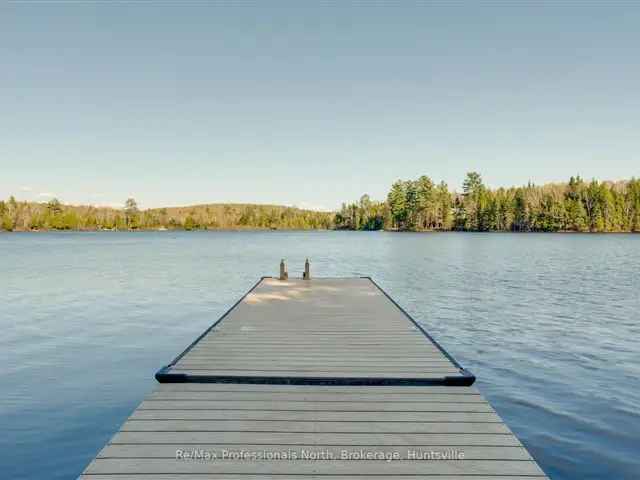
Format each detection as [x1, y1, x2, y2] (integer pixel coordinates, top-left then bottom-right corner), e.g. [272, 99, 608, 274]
[0, 198, 333, 231]
[336, 173, 640, 232]
[2, 173, 640, 233]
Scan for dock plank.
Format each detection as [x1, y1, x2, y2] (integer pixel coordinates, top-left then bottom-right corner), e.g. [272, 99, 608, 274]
[147, 392, 485, 402]
[129, 411, 501, 423]
[120, 419, 511, 434]
[110, 430, 524, 446]
[151, 384, 480, 393]
[82, 476, 545, 480]
[138, 400, 494, 412]
[98, 444, 532, 460]
[85, 458, 545, 476]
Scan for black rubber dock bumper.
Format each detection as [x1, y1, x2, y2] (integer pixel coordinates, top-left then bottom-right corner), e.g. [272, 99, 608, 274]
[155, 366, 476, 386]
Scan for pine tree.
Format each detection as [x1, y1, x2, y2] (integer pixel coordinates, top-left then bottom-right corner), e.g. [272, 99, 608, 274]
[387, 181, 407, 230]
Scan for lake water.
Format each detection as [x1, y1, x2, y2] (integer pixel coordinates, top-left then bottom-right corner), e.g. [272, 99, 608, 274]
[1, 231, 638, 479]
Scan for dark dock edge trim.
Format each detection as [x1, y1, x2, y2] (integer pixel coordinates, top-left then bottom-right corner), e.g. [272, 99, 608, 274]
[363, 276, 476, 387]
[155, 277, 268, 382]
[155, 372, 474, 386]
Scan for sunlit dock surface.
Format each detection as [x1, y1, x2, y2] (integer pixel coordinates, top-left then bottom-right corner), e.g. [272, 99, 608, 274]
[81, 277, 548, 479]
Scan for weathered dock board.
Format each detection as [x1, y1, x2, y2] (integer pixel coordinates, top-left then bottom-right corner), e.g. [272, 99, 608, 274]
[81, 277, 548, 479]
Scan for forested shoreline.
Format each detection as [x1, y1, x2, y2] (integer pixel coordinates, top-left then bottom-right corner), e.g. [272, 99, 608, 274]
[337, 173, 640, 233]
[0, 199, 333, 232]
[2, 173, 640, 233]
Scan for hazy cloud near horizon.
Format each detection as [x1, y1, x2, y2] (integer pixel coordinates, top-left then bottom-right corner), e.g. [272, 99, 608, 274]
[1, 3, 639, 209]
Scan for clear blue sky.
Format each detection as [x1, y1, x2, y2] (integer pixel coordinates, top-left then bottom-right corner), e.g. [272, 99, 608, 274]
[1, 2, 638, 210]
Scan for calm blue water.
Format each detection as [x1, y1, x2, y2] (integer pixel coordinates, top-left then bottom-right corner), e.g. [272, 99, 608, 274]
[1, 231, 638, 479]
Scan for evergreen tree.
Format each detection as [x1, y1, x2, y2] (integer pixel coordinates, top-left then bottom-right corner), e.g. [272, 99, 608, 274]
[461, 172, 486, 230]
[387, 181, 407, 230]
[435, 181, 452, 230]
[415, 175, 435, 229]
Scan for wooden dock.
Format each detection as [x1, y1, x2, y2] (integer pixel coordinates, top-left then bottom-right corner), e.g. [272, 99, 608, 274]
[81, 276, 548, 479]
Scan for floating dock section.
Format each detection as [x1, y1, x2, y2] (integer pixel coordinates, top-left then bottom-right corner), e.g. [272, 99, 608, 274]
[81, 276, 548, 479]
